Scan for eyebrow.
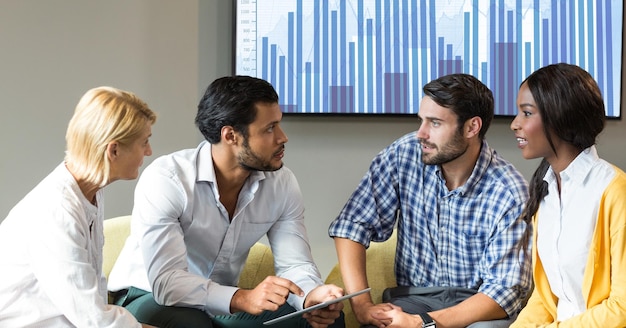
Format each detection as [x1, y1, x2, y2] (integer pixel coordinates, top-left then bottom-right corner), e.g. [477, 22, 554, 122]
[518, 103, 536, 109]
[419, 115, 444, 122]
[260, 120, 280, 129]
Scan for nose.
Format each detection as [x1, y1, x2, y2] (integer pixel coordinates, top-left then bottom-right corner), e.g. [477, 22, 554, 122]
[416, 124, 428, 140]
[510, 115, 519, 131]
[145, 143, 153, 156]
[276, 125, 288, 144]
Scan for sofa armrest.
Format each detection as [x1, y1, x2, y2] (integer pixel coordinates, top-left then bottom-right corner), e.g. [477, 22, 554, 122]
[238, 242, 275, 289]
[325, 232, 398, 328]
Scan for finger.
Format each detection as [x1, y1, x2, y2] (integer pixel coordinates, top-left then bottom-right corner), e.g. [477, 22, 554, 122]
[253, 298, 279, 314]
[268, 276, 304, 297]
[303, 311, 337, 326]
[270, 286, 291, 301]
[283, 282, 304, 297]
[325, 284, 345, 298]
[325, 302, 340, 311]
[259, 277, 297, 302]
[265, 289, 290, 307]
[387, 303, 402, 310]
[309, 307, 341, 320]
[375, 320, 387, 328]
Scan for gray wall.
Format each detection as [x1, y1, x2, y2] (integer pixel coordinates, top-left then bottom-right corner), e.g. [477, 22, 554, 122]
[1, 1, 624, 277]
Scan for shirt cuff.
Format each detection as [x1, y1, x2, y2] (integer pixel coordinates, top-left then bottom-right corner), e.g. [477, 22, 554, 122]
[288, 279, 319, 310]
[205, 284, 239, 316]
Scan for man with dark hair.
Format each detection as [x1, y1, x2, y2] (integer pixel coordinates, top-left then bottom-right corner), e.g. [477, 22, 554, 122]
[329, 74, 531, 328]
[109, 76, 344, 328]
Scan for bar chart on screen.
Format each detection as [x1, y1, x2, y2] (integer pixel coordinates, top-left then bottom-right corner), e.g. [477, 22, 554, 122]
[235, 0, 623, 117]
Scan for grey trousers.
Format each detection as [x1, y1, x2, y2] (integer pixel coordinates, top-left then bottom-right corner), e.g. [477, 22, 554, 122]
[361, 286, 515, 328]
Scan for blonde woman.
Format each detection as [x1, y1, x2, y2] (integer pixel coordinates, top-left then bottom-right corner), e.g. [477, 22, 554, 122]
[0, 87, 157, 327]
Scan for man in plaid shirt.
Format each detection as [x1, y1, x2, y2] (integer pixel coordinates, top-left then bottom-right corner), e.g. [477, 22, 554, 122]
[329, 74, 530, 328]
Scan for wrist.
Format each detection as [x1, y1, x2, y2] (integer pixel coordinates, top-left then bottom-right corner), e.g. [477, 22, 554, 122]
[349, 294, 374, 309]
[230, 289, 246, 313]
[417, 312, 436, 328]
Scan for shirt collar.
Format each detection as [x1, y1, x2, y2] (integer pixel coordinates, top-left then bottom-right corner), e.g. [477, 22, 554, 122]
[196, 141, 216, 183]
[544, 145, 599, 186]
[443, 139, 493, 196]
[195, 140, 266, 187]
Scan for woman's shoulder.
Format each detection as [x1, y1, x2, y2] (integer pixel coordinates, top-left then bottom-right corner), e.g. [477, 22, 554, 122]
[604, 164, 626, 192]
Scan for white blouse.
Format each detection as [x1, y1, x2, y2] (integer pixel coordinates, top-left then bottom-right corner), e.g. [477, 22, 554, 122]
[0, 163, 140, 327]
[537, 146, 615, 321]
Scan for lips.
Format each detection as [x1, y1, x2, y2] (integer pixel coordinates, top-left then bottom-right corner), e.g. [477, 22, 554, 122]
[421, 143, 436, 150]
[516, 137, 528, 147]
[417, 139, 436, 152]
[274, 147, 285, 158]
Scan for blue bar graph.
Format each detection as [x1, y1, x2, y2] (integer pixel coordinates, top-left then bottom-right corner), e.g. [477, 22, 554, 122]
[236, 0, 623, 117]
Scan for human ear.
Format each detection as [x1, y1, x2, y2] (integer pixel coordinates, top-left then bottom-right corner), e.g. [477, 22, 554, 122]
[106, 141, 119, 161]
[465, 117, 482, 138]
[221, 126, 238, 145]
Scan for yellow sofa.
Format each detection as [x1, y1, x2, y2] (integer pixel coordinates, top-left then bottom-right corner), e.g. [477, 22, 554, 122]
[103, 215, 276, 287]
[324, 232, 397, 328]
[103, 216, 397, 328]
[103, 215, 133, 280]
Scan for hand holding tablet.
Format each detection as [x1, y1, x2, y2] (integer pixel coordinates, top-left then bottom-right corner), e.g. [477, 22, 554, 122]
[263, 287, 371, 325]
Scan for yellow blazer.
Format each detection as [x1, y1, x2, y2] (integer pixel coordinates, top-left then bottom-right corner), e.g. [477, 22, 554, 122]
[512, 166, 626, 328]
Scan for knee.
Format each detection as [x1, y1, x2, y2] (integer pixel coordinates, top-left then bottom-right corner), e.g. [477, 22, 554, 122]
[125, 293, 212, 328]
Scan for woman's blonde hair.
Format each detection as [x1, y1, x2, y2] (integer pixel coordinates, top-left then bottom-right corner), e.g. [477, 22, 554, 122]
[65, 86, 156, 187]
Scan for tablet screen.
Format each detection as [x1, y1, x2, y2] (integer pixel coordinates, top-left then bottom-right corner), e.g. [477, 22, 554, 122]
[263, 287, 371, 325]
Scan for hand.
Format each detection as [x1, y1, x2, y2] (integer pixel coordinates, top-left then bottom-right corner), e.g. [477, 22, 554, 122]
[371, 303, 421, 328]
[230, 276, 303, 315]
[352, 301, 399, 328]
[302, 284, 345, 328]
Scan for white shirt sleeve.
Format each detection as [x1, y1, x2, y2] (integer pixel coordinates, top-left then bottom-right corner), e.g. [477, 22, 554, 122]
[266, 170, 323, 310]
[1, 165, 142, 327]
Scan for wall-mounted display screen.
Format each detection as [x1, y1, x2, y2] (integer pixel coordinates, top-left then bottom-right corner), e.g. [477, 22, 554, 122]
[234, 0, 622, 118]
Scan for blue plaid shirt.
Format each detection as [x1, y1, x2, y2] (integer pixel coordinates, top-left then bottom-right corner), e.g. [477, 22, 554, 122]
[329, 132, 531, 316]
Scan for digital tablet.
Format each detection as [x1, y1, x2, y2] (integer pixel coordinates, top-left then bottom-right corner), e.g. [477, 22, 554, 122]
[263, 287, 371, 325]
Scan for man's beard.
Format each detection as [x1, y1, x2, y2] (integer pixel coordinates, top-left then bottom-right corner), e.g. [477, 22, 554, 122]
[420, 130, 468, 165]
[238, 138, 283, 172]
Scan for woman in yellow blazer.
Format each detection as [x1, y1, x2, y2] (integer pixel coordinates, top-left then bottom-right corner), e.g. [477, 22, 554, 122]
[509, 63, 626, 327]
